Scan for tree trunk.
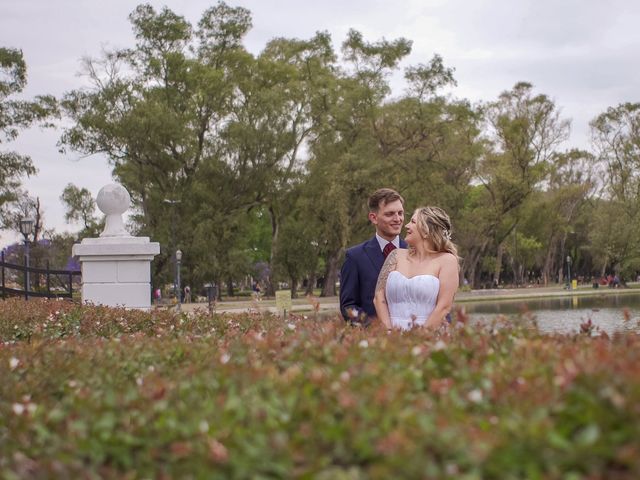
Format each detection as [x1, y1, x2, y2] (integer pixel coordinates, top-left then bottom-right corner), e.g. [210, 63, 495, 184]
[226, 276, 234, 298]
[494, 242, 503, 286]
[266, 205, 279, 297]
[290, 276, 298, 298]
[215, 278, 222, 301]
[558, 234, 567, 284]
[542, 236, 557, 286]
[305, 271, 316, 295]
[465, 240, 488, 289]
[321, 248, 343, 297]
[518, 264, 524, 286]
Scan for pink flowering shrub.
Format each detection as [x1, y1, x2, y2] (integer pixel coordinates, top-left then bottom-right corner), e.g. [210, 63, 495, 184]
[1, 299, 639, 478]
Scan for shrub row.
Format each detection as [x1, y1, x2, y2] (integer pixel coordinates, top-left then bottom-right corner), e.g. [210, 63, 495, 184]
[1, 298, 639, 479]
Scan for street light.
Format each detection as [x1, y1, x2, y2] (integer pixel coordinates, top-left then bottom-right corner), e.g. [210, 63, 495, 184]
[175, 249, 182, 312]
[163, 198, 183, 307]
[163, 198, 181, 252]
[19, 218, 34, 300]
[566, 255, 572, 290]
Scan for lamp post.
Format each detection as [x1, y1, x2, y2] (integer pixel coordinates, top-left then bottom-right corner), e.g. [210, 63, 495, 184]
[163, 198, 181, 256]
[19, 218, 34, 300]
[175, 249, 182, 312]
[566, 255, 572, 290]
[164, 198, 181, 308]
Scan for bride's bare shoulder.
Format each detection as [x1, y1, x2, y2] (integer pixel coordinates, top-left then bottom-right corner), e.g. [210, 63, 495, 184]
[397, 247, 410, 262]
[439, 252, 459, 267]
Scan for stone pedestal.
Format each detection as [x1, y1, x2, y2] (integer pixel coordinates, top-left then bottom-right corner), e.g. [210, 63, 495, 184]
[73, 237, 160, 309]
[72, 184, 160, 310]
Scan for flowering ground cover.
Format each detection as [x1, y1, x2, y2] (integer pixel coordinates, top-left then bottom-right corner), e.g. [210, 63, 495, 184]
[1, 298, 640, 479]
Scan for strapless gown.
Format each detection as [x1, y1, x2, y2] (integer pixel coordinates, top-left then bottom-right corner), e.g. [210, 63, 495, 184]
[385, 271, 440, 330]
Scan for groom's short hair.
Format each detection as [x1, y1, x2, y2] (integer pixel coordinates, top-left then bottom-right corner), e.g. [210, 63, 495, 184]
[368, 188, 404, 212]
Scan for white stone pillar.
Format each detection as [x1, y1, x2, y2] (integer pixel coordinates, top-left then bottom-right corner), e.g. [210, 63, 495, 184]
[72, 184, 160, 310]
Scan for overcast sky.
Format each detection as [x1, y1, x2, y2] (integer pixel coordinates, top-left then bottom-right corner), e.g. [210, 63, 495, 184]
[1, 0, 639, 246]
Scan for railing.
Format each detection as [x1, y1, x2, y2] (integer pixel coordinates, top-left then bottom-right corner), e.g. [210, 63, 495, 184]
[0, 251, 81, 300]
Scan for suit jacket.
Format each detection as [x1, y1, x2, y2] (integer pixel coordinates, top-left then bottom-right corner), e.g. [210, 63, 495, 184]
[339, 236, 407, 322]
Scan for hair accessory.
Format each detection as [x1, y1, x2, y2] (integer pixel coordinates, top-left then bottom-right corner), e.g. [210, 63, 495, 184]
[443, 229, 452, 240]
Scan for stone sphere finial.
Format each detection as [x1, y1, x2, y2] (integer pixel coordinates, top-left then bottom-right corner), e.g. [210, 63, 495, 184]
[97, 183, 131, 237]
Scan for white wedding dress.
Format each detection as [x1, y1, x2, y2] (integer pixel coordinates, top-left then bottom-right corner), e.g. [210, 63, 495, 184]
[386, 271, 440, 330]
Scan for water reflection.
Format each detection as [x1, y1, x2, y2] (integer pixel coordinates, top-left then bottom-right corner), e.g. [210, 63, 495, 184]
[459, 292, 640, 335]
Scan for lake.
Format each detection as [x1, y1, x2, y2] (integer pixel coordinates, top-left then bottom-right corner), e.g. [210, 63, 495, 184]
[459, 292, 640, 334]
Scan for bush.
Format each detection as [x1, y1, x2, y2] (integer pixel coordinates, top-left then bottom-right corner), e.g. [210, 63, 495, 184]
[1, 298, 639, 478]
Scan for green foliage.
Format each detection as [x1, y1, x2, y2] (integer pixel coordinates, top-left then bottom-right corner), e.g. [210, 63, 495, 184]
[457, 82, 573, 285]
[589, 103, 640, 274]
[60, 183, 100, 235]
[51, 3, 640, 291]
[1, 190, 43, 239]
[1, 299, 640, 478]
[0, 47, 57, 213]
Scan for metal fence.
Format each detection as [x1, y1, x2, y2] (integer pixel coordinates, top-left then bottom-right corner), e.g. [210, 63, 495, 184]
[0, 251, 81, 300]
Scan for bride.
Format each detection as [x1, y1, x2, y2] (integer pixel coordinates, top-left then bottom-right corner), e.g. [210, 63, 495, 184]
[373, 206, 459, 330]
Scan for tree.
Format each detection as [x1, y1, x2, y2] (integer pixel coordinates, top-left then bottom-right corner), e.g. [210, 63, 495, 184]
[219, 32, 335, 295]
[533, 149, 595, 284]
[271, 187, 323, 297]
[460, 82, 570, 287]
[1, 190, 44, 244]
[60, 183, 101, 237]
[302, 30, 413, 296]
[0, 47, 57, 214]
[60, 3, 255, 292]
[373, 57, 482, 274]
[589, 103, 640, 276]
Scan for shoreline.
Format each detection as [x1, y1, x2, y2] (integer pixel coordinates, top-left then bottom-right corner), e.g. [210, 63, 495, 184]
[167, 283, 640, 315]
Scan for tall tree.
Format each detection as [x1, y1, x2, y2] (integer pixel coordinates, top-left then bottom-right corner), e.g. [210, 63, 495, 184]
[374, 55, 482, 248]
[0, 47, 57, 214]
[534, 149, 595, 284]
[304, 30, 413, 296]
[60, 183, 100, 236]
[60, 3, 254, 290]
[460, 82, 570, 286]
[220, 32, 335, 295]
[589, 103, 640, 276]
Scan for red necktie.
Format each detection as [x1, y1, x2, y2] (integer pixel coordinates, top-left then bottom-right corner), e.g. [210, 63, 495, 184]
[383, 242, 396, 258]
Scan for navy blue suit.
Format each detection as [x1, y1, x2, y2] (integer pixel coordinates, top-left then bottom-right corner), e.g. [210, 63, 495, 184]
[339, 236, 407, 322]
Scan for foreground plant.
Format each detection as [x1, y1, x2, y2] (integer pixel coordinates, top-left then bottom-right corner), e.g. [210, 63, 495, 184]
[1, 299, 639, 479]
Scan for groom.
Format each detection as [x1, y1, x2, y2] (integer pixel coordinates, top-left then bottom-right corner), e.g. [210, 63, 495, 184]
[340, 188, 407, 325]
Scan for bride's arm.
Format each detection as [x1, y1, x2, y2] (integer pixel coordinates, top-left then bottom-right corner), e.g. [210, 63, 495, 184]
[373, 249, 399, 329]
[425, 254, 459, 329]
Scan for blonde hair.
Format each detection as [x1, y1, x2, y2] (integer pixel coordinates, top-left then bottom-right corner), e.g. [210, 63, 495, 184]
[412, 206, 458, 258]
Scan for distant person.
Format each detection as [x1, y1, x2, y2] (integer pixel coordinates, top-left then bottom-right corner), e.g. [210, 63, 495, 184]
[340, 188, 407, 325]
[252, 281, 262, 300]
[374, 206, 459, 330]
[184, 285, 191, 303]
